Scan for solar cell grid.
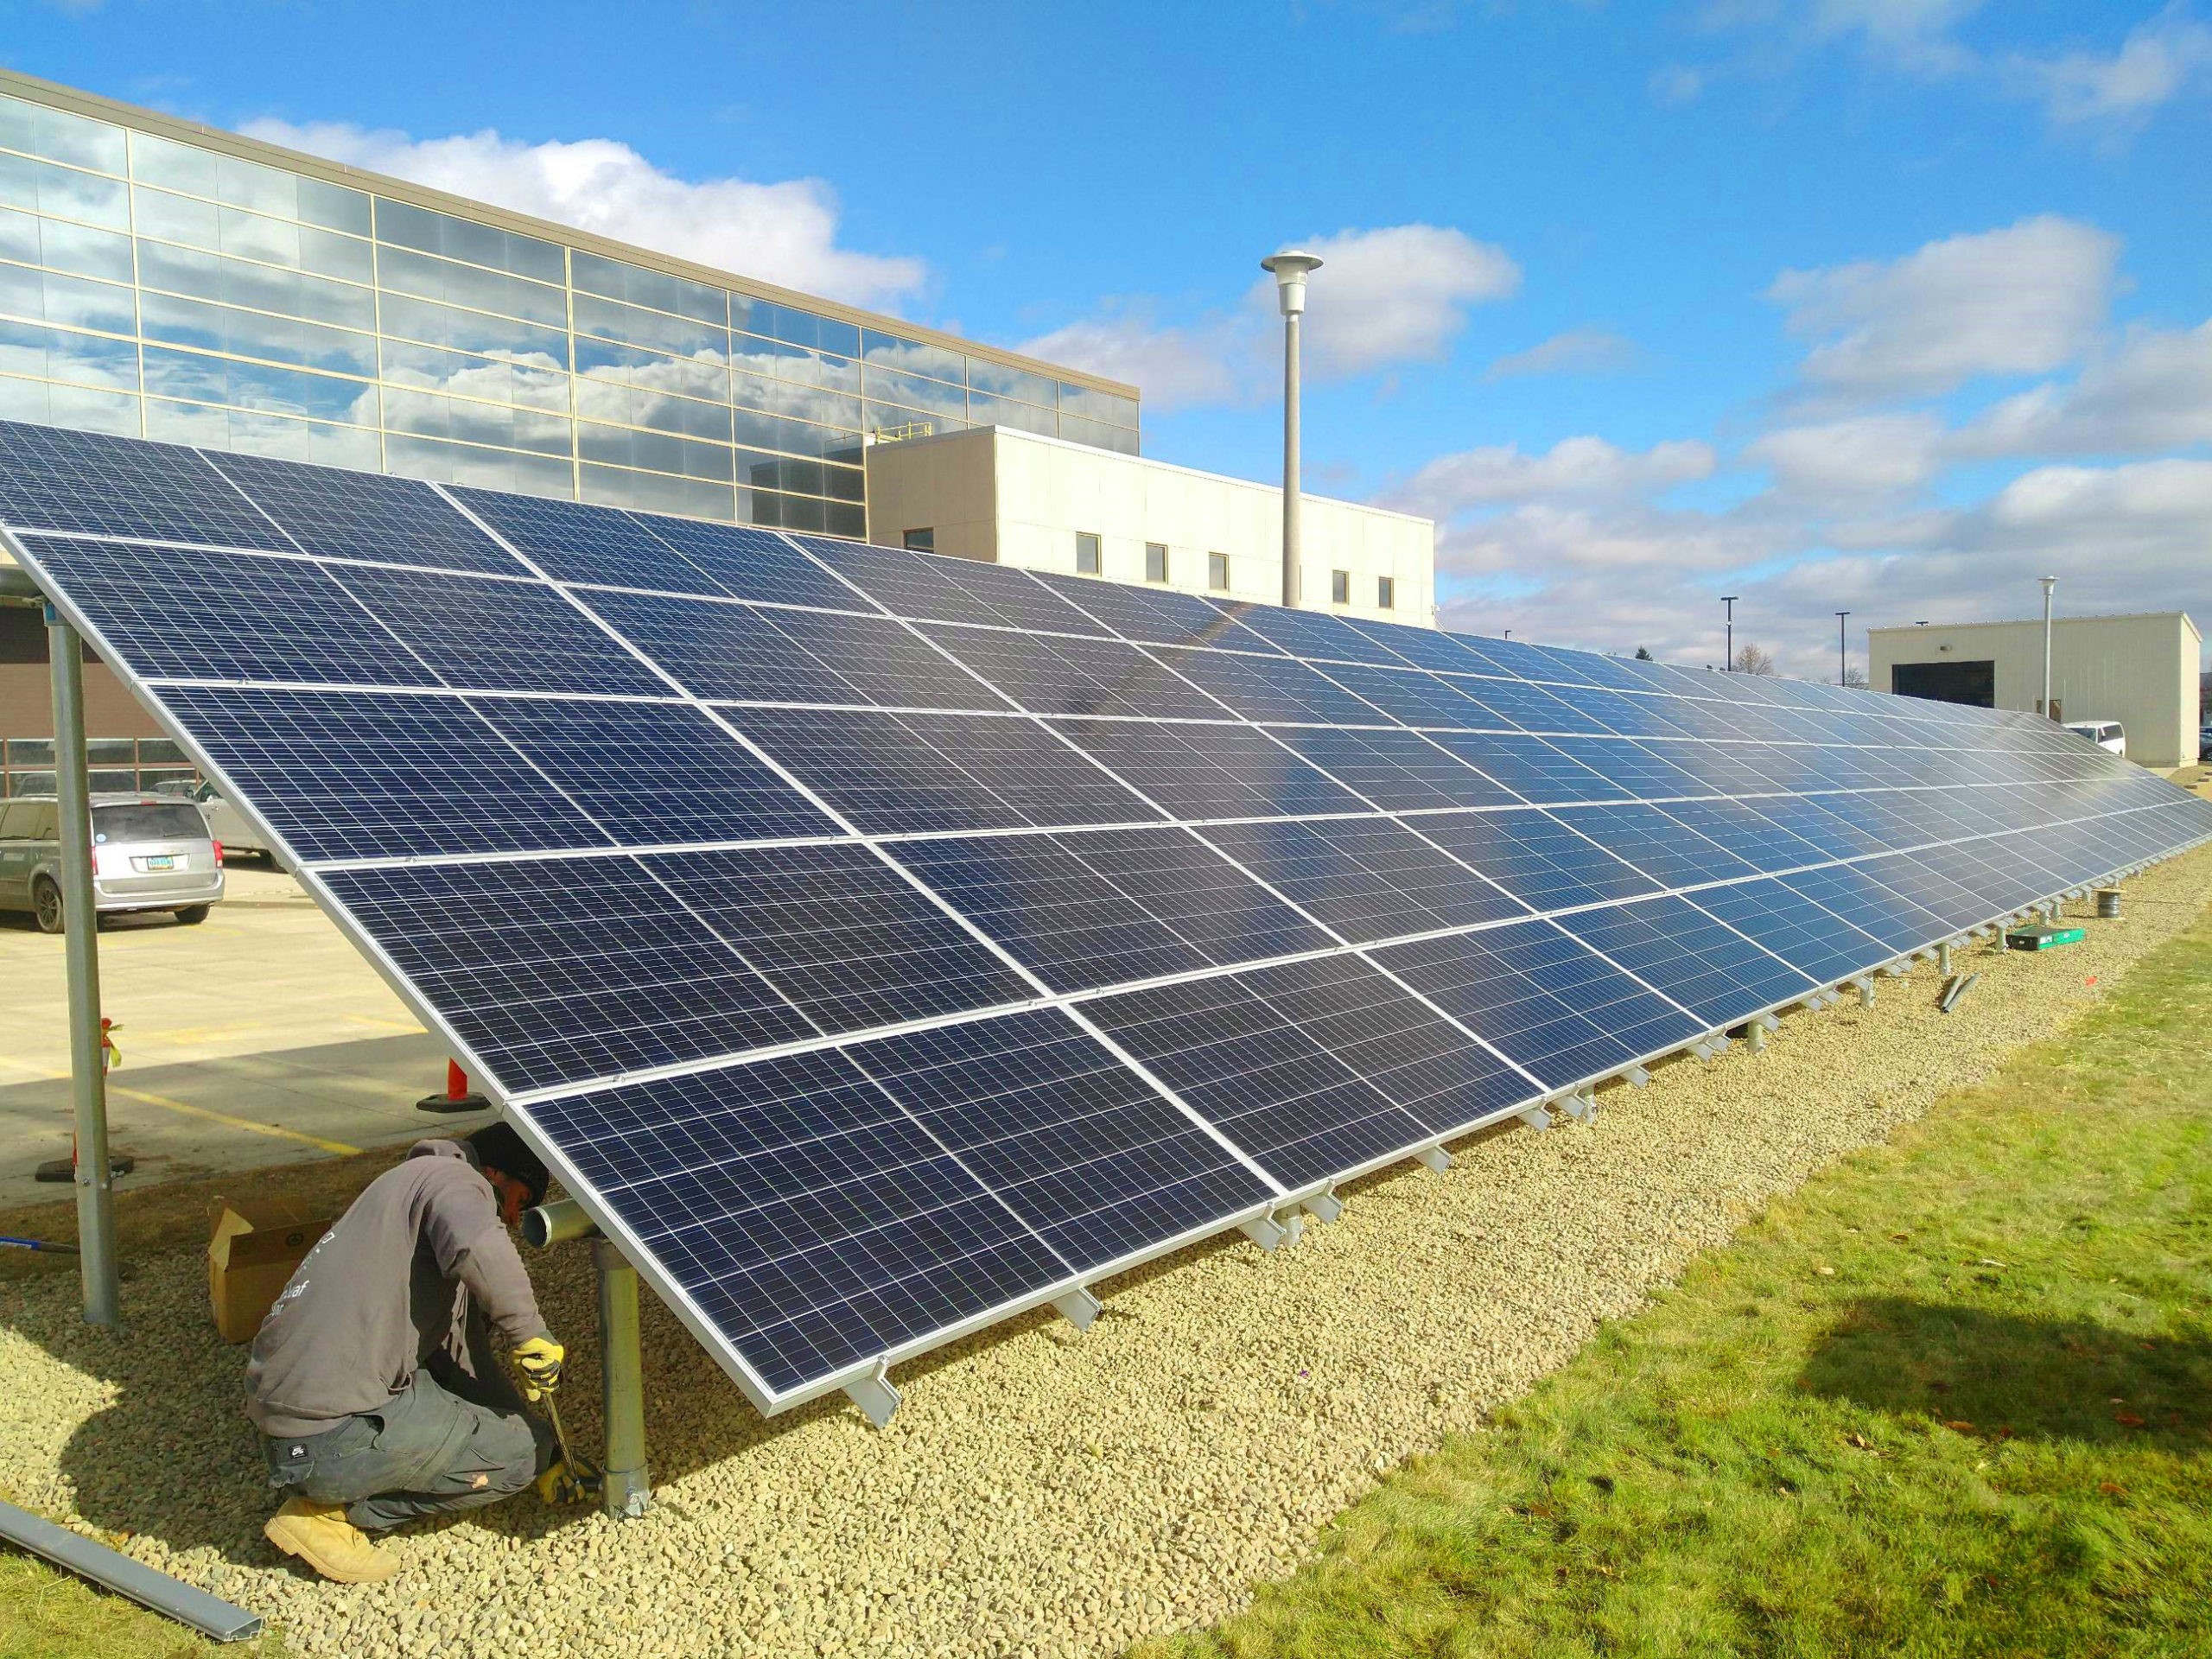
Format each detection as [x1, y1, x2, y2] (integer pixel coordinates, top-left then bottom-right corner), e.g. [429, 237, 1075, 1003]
[1148, 645, 1394, 726]
[1414, 809, 1660, 912]
[1050, 718, 1365, 822]
[1087, 957, 1437, 1188]
[1198, 815, 1532, 941]
[321, 856, 817, 1092]
[468, 696, 841, 846]
[893, 826, 1333, 991]
[1560, 894, 1815, 1029]
[207, 453, 526, 575]
[1421, 730, 1628, 804]
[918, 623, 1228, 721]
[19, 536, 441, 689]
[0, 419, 289, 548]
[639, 843, 1035, 1034]
[9, 416, 2211, 1421]
[849, 1010, 1277, 1271]
[531, 1048, 1070, 1395]
[1027, 571, 1285, 652]
[638, 517, 875, 612]
[1261, 725, 1526, 811]
[727, 707, 1158, 835]
[330, 562, 672, 698]
[451, 487, 719, 594]
[157, 684, 610, 862]
[1372, 920, 1701, 1089]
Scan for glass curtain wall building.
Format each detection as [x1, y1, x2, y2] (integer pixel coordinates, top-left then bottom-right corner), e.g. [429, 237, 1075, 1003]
[0, 73, 1140, 538]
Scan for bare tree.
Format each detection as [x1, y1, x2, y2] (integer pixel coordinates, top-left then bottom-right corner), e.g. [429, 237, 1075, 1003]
[1839, 664, 1870, 690]
[1732, 642, 1777, 676]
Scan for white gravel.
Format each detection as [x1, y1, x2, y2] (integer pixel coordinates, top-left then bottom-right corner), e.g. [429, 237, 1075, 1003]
[2, 844, 2207, 1659]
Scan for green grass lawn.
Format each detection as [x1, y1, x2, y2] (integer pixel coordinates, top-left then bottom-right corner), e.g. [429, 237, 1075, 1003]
[1144, 910, 2212, 1659]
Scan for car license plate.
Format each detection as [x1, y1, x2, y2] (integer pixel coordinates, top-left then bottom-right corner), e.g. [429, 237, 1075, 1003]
[146, 855, 175, 870]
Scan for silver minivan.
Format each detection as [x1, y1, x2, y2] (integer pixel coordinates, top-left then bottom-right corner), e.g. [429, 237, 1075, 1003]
[0, 794, 226, 932]
[2064, 719, 2126, 759]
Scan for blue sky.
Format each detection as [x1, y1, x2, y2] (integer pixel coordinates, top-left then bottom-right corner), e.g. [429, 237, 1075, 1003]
[11, 0, 2211, 676]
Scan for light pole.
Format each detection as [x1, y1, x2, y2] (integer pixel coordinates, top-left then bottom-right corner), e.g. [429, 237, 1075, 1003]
[1721, 595, 1738, 672]
[1836, 610, 1850, 686]
[1502, 628, 1512, 640]
[2039, 575, 2057, 719]
[1262, 249, 1321, 610]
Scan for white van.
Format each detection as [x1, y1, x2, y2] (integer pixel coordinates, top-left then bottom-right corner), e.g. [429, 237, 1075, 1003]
[2064, 720, 2126, 759]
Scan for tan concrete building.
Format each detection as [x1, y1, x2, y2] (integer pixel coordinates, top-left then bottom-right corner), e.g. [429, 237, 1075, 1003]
[865, 425, 1435, 626]
[1869, 611, 2202, 767]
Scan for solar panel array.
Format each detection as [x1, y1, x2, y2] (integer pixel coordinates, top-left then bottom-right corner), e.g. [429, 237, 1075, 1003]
[4, 416, 2206, 1418]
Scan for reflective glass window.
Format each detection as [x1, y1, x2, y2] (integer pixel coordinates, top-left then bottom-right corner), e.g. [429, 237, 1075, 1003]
[1330, 569, 1351, 605]
[1076, 531, 1101, 575]
[966, 358, 1057, 405]
[378, 291, 569, 369]
[578, 461, 735, 521]
[382, 338, 570, 414]
[573, 378, 733, 443]
[384, 431, 574, 498]
[128, 131, 370, 235]
[0, 209, 132, 283]
[137, 240, 377, 332]
[140, 290, 376, 377]
[0, 263, 137, 336]
[573, 291, 728, 362]
[374, 198, 563, 284]
[144, 397, 382, 468]
[573, 334, 727, 404]
[1377, 575, 1395, 610]
[0, 152, 130, 229]
[903, 527, 934, 551]
[143, 345, 378, 427]
[824, 500, 865, 540]
[1060, 381, 1140, 428]
[823, 463, 864, 503]
[863, 362, 966, 423]
[1208, 551, 1229, 591]
[1145, 542, 1168, 582]
[0, 96, 126, 175]
[966, 391, 1055, 436]
[0, 373, 137, 436]
[861, 399, 962, 439]
[861, 328, 963, 385]
[383, 385, 572, 457]
[1059, 412, 1138, 454]
[578, 418, 734, 483]
[570, 250, 726, 326]
[377, 244, 567, 327]
[0, 316, 138, 389]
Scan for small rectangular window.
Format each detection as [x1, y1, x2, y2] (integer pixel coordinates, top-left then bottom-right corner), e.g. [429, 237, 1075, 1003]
[1208, 551, 1229, 591]
[1330, 569, 1350, 605]
[1075, 531, 1101, 575]
[902, 528, 935, 553]
[1145, 542, 1168, 582]
[1376, 575, 1395, 610]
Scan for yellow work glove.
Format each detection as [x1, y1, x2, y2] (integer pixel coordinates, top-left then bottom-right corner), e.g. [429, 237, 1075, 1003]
[512, 1335, 564, 1400]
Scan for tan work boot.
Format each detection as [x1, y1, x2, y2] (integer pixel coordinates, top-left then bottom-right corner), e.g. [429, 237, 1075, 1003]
[264, 1497, 400, 1584]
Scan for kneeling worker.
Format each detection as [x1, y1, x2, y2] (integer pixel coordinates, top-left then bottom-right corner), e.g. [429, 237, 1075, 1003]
[244, 1124, 568, 1583]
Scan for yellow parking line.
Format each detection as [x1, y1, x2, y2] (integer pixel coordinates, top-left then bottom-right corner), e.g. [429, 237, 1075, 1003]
[0, 1054, 359, 1156]
[341, 1013, 425, 1033]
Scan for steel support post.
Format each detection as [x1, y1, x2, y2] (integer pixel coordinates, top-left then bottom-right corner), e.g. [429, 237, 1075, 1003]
[1745, 1020, 1767, 1054]
[48, 610, 118, 1326]
[591, 1238, 650, 1518]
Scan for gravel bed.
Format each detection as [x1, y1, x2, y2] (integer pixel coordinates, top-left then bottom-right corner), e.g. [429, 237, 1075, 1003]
[3, 847, 2208, 1659]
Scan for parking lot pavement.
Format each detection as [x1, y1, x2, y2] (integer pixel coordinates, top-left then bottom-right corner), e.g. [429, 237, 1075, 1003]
[0, 861, 475, 1203]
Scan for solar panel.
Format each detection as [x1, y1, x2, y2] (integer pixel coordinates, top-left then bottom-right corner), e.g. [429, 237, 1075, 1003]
[5, 415, 2207, 1423]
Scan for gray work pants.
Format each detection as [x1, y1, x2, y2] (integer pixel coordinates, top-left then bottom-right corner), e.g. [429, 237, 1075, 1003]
[260, 1349, 554, 1532]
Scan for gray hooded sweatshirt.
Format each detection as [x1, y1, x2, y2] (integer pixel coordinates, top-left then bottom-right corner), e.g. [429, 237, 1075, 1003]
[245, 1139, 548, 1439]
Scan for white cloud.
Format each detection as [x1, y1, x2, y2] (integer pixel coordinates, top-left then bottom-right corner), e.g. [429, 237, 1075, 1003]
[1810, 0, 1982, 72]
[1648, 64, 1707, 105]
[1959, 318, 2212, 457]
[1767, 216, 2120, 398]
[1016, 224, 1516, 411]
[1747, 412, 1948, 496]
[1484, 327, 1640, 381]
[1266, 226, 1520, 379]
[240, 119, 925, 310]
[2023, 8, 2212, 128]
[1389, 435, 1717, 518]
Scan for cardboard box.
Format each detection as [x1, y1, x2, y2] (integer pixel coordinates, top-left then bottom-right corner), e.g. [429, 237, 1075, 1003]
[207, 1197, 334, 1344]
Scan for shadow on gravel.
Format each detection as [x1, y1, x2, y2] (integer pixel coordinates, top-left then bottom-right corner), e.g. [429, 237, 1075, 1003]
[1799, 1297, 2212, 1449]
